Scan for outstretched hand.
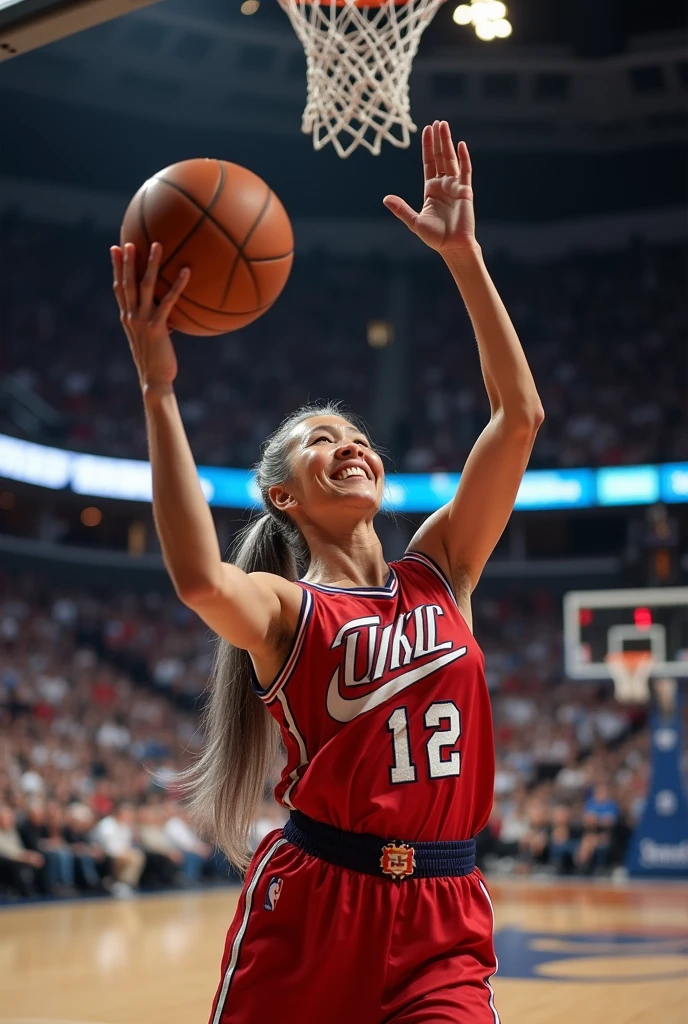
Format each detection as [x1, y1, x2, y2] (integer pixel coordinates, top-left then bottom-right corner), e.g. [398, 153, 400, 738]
[383, 121, 478, 255]
[111, 242, 190, 391]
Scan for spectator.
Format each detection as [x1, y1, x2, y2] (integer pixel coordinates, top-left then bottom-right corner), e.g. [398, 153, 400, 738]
[43, 800, 78, 895]
[0, 804, 44, 898]
[576, 782, 620, 874]
[583, 781, 620, 825]
[164, 803, 213, 885]
[548, 805, 579, 876]
[137, 804, 184, 890]
[518, 802, 551, 872]
[18, 799, 73, 896]
[62, 803, 104, 892]
[91, 801, 145, 899]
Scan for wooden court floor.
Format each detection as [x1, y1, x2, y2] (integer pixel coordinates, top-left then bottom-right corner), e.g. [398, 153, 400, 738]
[1, 879, 686, 1024]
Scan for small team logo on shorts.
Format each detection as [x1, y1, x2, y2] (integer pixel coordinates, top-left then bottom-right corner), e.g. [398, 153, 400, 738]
[264, 876, 283, 911]
[380, 842, 416, 880]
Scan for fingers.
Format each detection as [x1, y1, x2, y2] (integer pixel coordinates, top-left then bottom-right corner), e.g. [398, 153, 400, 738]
[432, 120, 445, 176]
[122, 242, 139, 316]
[457, 140, 473, 188]
[152, 267, 190, 327]
[139, 242, 162, 317]
[382, 195, 419, 233]
[440, 120, 460, 177]
[110, 246, 126, 316]
[421, 124, 436, 182]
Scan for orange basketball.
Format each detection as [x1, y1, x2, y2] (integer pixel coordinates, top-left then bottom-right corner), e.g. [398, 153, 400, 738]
[120, 159, 294, 336]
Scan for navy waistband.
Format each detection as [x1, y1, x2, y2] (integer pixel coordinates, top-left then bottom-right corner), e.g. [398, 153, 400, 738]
[283, 811, 476, 881]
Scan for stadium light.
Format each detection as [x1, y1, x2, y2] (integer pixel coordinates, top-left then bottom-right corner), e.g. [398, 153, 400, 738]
[453, 0, 512, 41]
[452, 4, 472, 24]
[475, 20, 497, 40]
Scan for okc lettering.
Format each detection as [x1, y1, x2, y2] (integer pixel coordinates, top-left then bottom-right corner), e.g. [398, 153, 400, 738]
[326, 604, 468, 722]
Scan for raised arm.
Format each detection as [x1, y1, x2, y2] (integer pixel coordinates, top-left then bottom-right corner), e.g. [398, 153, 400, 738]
[384, 121, 544, 604]
[111, 242, 300, 654]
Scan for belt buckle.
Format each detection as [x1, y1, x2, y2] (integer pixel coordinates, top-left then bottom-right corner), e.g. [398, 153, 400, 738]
[380, 841, 416, 880]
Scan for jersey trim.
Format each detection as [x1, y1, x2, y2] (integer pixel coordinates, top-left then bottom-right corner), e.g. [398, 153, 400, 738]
[253, 587, 314, 704]
[401, 551, 458, 607]
[298, 567, 398, 599]
[211, 835, 287, 1024]
[276, 689, 309, 809]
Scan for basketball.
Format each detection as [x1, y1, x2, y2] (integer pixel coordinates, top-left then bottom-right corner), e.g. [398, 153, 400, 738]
[120, 158, 294, 336]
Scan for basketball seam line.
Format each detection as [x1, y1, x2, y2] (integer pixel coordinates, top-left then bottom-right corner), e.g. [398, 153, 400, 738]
[157, 270, 275, 318]
[245, 251, 294, 262]
[154, 170, 274, 315]
[158, 161, 227, 277]
[158, 290, 241, 332]
[138, 183, 155, 301]
[139, 184, 153, 248]
[219, 184, 271, 310]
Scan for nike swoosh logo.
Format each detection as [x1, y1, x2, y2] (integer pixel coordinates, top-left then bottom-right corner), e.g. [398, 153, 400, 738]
[326, 646, 468, 723]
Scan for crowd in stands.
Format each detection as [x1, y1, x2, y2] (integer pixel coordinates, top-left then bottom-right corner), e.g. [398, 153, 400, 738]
[2, 212, 686, 473]
[401, 240, 687, 472]
[0, 569, 248, 900]
[0, 568, 667, 902]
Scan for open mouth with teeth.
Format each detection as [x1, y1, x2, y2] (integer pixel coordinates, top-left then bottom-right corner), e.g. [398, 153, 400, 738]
[332, 466, 371, 482]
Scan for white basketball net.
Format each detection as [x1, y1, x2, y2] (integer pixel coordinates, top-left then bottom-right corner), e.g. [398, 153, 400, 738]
[606, 653, 653, 705]
[278, 0, 446, 158]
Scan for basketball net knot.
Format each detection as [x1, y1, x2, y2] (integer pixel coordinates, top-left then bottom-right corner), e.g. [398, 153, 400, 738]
[278, 0, 445, 158]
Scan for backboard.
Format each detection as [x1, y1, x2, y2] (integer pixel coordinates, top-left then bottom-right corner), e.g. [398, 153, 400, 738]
[563, 587, 688, 681]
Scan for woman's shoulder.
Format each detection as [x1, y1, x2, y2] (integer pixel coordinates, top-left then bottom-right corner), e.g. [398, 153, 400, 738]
[248, 571, 304, 609]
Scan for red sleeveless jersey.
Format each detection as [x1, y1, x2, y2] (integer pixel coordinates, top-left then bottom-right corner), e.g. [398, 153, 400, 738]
[255, 551, 495, 842]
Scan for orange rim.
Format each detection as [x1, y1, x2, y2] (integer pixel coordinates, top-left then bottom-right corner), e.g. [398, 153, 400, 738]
[605, 652, 654, 670]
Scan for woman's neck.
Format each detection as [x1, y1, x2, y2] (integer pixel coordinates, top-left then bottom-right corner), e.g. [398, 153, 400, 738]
[301, 522, 388, 589]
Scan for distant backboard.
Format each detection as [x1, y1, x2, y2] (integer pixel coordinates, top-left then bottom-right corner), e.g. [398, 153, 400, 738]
[563, 587, 688, 680]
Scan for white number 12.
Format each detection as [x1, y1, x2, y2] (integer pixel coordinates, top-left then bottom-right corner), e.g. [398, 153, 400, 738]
[386, 702, 461, 784]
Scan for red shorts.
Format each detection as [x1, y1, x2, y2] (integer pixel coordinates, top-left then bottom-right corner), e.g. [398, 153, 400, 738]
[208, 830, 500, 1024]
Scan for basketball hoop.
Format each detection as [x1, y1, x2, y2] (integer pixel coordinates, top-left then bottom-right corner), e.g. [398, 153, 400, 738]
[278, 0, 446, 158]
[605, 651, 654, 705]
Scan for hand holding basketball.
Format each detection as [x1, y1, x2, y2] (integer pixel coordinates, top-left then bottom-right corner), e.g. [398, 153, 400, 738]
[111, 242, 189, 391]
[383, 121, 479, 256]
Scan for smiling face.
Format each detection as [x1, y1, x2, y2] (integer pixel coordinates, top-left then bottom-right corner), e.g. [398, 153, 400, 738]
[268, 414, 384, 525]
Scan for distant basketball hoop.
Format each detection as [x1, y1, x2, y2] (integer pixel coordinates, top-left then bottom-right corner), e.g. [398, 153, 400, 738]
[278, 0, 446, 157]
[605, 651, 654, 705]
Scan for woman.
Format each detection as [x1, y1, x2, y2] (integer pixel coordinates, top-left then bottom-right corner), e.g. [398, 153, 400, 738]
[111, 121, 543, 1024]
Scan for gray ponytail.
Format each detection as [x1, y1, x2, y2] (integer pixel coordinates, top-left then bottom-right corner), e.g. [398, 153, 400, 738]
[182, 402, 365, 871]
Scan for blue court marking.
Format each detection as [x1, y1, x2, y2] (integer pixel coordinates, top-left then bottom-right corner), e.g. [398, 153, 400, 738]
[494, 927, 688, 982]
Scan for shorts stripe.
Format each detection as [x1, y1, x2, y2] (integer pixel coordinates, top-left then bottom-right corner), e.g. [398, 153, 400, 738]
[477, 878, 501, 1024]
[211, 836, 287, 1024]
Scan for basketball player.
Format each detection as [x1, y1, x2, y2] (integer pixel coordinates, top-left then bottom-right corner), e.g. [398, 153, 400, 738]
[111, 121, 544, 1023]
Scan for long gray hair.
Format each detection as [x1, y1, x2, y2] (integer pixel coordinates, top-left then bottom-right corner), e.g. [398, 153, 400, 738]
[181, 402, 371, 871]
